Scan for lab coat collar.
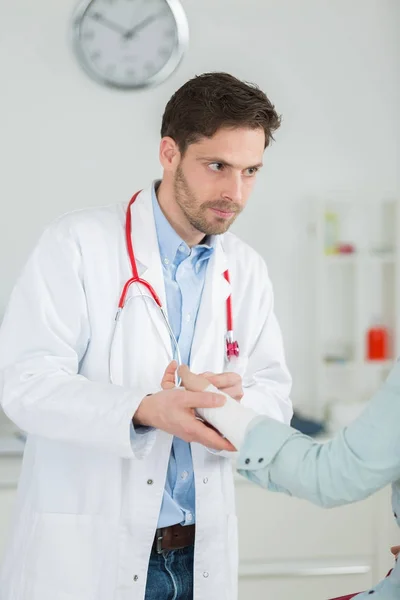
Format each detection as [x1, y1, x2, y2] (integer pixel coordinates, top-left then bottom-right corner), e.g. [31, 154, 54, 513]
[126, 186, 171, 357]
[127, 185, 232, 367]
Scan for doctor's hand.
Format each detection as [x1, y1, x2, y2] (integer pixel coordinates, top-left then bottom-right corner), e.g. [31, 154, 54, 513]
[160, 361, 243, 401]
[199, 371, 243, 401]
[134, 362, 236, 452]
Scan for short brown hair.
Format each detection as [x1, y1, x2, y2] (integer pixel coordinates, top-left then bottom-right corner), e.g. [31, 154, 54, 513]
[161, 72, 281, 154]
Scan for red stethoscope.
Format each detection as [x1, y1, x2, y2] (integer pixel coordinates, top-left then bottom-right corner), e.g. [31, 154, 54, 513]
[115, 190, 239, 364]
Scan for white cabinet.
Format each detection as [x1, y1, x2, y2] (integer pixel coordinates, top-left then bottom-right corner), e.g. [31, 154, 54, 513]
[235, 473, 399, 599]
[239, 574, 373, 600]
[0, 455, 22, 562]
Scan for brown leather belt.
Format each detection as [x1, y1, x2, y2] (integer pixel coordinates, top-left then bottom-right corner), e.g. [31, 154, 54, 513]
[152, 524, 195, 553]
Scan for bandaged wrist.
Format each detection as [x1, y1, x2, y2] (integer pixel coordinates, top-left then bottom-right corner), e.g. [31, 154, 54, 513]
[196, 384, 259, 450]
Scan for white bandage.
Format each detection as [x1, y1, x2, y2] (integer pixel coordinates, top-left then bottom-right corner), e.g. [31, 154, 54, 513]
[196, 384, 259, 450]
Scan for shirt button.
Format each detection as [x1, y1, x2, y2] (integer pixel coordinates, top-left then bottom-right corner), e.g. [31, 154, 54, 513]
[187, 512, 193, 522]
[186, 314, 191, 322]
[181, 471, 188, 480]
[147, 479, 154, 485]
[203, 477, 208, 484]
[133, 575, 139, 582]
[203, 571, 209, 578]
[163, 257, 169, 265]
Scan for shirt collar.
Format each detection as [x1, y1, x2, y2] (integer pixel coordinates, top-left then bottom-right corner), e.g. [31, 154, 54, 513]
[151, 181, 215, 266]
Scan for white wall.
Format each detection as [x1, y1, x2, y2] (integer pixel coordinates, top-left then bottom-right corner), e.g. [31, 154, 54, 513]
[1, 0, 399, 412]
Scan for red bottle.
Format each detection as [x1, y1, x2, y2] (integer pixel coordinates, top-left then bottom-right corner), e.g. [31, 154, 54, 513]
[366, 322, 388, 361]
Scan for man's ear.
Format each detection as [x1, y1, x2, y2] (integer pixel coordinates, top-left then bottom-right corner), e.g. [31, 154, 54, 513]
[159, 137, 181, 172]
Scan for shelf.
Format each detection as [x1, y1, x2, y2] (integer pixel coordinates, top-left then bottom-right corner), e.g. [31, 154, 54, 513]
[314, 197, 399, 420]
[323, 252, 396, 265]
[323, 360, 394, 371]
[367, 253, 396, 264]
[323, 254, 357, 265]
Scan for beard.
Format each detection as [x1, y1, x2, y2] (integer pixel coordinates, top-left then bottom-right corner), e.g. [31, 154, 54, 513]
[173, 164, 242, 236]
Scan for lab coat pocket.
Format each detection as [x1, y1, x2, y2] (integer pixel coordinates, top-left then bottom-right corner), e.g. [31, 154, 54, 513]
[24, 512, 108, 600]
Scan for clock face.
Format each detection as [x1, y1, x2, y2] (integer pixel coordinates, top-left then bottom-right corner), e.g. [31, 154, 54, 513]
[72, 0, 189, 90]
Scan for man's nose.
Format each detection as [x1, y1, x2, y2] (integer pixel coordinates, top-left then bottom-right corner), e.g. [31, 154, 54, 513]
[221, 173, 243, 204]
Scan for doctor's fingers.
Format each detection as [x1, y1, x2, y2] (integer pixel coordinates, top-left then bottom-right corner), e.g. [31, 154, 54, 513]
[161, 361, 178, 390]
[200, 372, 243, 401]
[178, 365, 210, 392]
[186, 419, 236, 452]
[201, 372, 242, 390]
[218, 386, 243, 401]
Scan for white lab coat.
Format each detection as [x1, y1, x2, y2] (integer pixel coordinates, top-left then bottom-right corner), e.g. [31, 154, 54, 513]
[0, 186, 292, 600]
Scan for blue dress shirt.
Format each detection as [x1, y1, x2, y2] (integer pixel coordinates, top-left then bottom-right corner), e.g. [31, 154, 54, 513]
[151, 184, 214, 528]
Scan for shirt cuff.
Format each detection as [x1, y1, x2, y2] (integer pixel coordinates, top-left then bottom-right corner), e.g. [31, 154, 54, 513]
[130, 421, 154, 439]
[236, 416, 298, 472]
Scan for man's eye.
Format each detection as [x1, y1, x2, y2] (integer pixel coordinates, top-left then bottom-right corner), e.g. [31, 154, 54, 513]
[209, 163, 224, 172]
[245, 167, 258, 176]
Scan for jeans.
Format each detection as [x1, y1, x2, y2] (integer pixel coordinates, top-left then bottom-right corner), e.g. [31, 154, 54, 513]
[145, 545, 194, 600]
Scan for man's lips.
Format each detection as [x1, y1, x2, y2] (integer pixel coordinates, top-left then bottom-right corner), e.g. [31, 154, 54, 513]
[210, 207, 236, 219]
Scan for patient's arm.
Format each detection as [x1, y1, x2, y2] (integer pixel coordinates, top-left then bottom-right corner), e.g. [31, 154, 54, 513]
[236, 362, 400, 508]
[180, 363, 400, 509]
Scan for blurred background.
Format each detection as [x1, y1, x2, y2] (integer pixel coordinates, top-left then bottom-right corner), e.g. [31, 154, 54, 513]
[0, 0, 399, 598]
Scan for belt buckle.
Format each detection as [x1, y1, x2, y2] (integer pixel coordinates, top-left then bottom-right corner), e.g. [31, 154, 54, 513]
[156, 528, 163, 554]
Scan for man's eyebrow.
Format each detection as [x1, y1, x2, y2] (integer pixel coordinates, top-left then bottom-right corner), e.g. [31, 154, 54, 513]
[198, 157, 263, 169]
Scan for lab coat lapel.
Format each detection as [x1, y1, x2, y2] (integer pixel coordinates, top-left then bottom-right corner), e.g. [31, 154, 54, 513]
[190, 237, 231, 372]
[127, 188, 172, 359]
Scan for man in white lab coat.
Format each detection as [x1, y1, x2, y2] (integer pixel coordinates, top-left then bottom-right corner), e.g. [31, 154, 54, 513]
[0, 72, 292, 600]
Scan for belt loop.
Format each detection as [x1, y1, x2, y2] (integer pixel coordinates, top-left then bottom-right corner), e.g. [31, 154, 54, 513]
[156, 528, 163, 554]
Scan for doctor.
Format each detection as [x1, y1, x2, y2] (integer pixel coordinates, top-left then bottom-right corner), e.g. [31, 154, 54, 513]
[0, 71, 292, 600]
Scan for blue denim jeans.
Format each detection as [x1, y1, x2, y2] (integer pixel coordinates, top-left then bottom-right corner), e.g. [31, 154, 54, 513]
[145, 545, 194, 600]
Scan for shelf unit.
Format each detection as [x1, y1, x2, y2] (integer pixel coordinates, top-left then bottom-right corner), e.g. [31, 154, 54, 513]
[311, 195, 400, 424]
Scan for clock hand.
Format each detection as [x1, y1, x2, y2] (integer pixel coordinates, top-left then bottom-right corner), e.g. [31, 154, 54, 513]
[124, 13, 161, 40]
[89, 13, 127, 36]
